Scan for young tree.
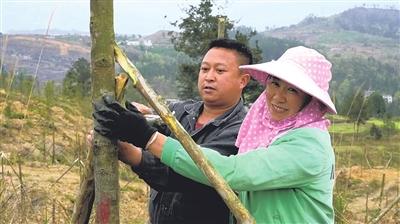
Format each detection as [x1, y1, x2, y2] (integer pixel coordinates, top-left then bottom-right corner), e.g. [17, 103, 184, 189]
[366, 91, 386, 118]
[343, 89, 369, 134]
[62, 57, 91, 98]
[90, 0, 120, 223]
[72, 1, 119, 223]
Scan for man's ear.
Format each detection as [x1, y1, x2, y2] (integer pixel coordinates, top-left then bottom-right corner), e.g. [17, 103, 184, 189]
[240, 73, 251, 89]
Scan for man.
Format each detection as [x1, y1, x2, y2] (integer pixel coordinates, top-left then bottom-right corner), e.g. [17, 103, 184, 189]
[117, 38, 253, 223]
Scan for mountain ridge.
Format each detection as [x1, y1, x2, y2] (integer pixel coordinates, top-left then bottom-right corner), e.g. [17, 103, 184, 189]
[0, 7, 398, 83]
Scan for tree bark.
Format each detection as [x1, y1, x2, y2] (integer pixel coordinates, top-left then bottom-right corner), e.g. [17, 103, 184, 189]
[91, 0, 120, 223]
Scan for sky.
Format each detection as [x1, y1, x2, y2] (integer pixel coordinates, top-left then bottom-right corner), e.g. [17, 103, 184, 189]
[1, 0, 399, 35]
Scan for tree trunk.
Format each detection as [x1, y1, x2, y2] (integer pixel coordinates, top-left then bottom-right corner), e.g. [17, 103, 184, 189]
[91, 0, 120, 223]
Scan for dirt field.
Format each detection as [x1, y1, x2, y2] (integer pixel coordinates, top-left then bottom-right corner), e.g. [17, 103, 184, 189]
[1, 161, 399, 223]
[1, 162, 148, 223]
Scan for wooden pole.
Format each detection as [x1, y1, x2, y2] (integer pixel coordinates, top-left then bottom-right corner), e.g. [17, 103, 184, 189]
[114, 45, 255, 224]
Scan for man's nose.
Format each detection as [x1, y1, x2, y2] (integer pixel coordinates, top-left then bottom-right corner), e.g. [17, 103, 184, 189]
[204, 69, 216, 81]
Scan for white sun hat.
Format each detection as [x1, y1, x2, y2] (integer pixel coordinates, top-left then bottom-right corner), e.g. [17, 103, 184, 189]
[240, 46, 337, 114]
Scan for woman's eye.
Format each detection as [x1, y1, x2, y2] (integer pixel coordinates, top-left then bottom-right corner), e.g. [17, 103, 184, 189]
[271, 81, 280, 87]
[288, 87, 299, 94]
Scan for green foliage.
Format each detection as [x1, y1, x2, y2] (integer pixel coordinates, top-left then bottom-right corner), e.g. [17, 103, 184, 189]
[170, 0, 234, 59]
[382, 116, 397, 137]
[366, 91, 386, 118]
[170, 0, 231, 100]
[341, 88, 369, 131]
[44, 80, 56, 107]
[170, 0, 264, 101]
[120, 45, 190, 98]
[330, 54, 400, 101]
[387, 91, 400, 116]
[369, 124, 382, 140]
[0, 62, 8, 89]
[62, 57, 91, 98]
[334, 7, 400, 39]
[11, 72, 35, 99]
[333, 191, 350, 224]
[3, 103, 24, 119]
[254, 36, 305, 61]
[176, 63, 199, 100]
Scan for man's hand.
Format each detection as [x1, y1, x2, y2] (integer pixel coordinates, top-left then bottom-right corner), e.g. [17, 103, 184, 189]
[92, 94, 157, 149]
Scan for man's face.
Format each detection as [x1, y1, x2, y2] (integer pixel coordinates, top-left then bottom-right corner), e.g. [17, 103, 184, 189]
[198, 47, 249, 108]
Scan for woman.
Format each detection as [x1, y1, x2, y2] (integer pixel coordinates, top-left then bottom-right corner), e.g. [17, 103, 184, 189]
[93, 46, 337, 223]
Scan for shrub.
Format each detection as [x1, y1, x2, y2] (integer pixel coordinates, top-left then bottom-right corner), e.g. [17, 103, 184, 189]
[369, 124, 382, 140]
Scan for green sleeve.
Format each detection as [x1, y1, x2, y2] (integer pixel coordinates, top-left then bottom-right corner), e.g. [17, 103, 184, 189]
[161, 128, 334, 191]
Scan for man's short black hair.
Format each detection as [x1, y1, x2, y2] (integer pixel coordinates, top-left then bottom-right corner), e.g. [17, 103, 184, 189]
[206, 38, 253, 65]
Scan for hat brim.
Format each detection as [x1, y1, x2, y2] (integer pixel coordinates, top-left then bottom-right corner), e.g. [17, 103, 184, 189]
[240, 61, 337, 114]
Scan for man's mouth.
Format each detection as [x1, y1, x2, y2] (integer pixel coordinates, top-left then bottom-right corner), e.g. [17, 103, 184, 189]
[204, 85, 216, 91]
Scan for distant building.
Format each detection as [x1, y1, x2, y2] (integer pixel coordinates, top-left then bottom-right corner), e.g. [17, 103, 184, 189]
[126, 39, 152, 47]
[383, 95, 393, 104]
[365, 90, 393, 104]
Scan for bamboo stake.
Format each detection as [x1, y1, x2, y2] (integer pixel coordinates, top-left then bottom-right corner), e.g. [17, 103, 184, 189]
[52, 131, 55, 164]
[369, 195, 400, 224]
[114, 44, 255, 224]
[217, 17, 226, 38]
[52, 199, 56, 224]
[379, 173, 385, 209]
[1, 155, 3, 180]
[365, 189, 369, 224]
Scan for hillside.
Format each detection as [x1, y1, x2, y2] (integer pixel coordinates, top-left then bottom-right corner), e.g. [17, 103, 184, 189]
[0, 35, 90, 82]
[262, 7, 399, 64]
[0, 91, 149, 223]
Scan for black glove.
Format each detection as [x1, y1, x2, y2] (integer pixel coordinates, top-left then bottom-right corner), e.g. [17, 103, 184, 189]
[93, 94, 157, 149]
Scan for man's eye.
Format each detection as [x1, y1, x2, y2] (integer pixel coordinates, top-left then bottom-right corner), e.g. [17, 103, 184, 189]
[216, 69, 226, 74]
[201, 67, 209, 72]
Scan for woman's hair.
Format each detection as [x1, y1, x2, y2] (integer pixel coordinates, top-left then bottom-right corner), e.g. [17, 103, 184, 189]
[300, 94, 312, 110]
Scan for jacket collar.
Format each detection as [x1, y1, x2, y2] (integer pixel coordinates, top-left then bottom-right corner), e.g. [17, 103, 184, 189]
[183, 98, 245, 127]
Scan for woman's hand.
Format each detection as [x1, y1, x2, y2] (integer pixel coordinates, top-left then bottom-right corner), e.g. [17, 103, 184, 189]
[86, 129, 142, 167]
[117, 141, 142, 167]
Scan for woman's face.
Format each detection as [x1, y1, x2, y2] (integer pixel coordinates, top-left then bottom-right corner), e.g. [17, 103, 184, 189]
[265, 76, 308, 121]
